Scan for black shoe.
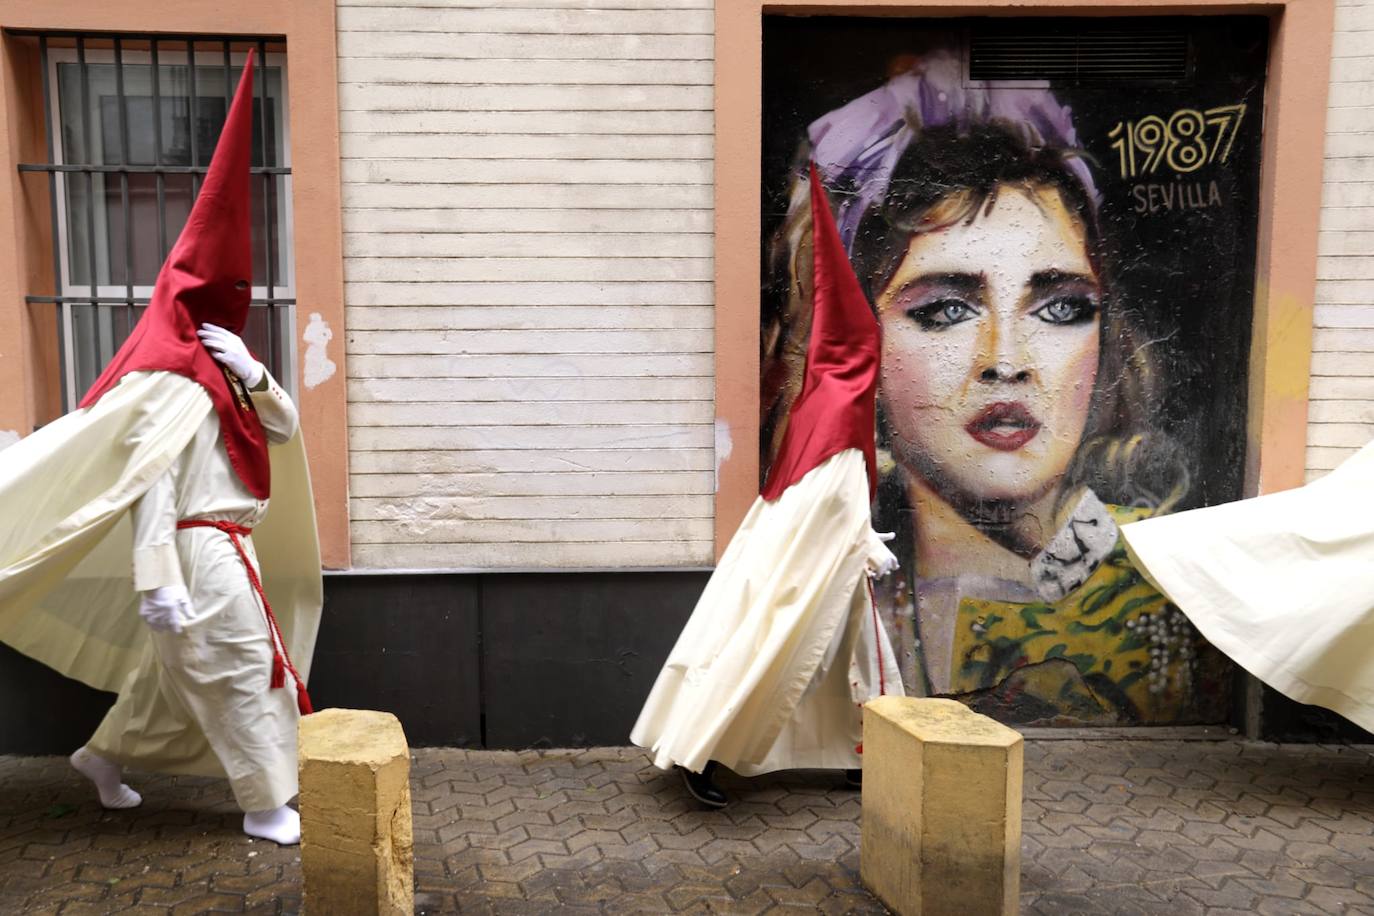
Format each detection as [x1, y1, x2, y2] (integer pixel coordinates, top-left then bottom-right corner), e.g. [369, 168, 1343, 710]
[844, 769, 862, 788]
[679, 762, 728, 809]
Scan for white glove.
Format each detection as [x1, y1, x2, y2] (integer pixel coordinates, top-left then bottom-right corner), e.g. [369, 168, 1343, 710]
[867, 531, 899, 579]
[198, 323, 264, 388]
[139, 584, 191, 634]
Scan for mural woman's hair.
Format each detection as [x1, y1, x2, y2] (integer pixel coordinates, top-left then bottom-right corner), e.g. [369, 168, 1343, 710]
[805, 50, 1098, 253]
[761, 50, 1190, 514]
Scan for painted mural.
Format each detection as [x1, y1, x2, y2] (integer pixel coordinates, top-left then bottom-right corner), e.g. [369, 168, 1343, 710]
[760, 17, 1269, 726]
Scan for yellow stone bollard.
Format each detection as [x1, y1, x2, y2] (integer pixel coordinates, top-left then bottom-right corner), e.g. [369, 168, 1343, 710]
[860, 696, 1023, 916]
[298, 708, 414, 915]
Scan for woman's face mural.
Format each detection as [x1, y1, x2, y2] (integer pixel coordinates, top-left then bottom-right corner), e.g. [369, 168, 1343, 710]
[762, 17, 1268, 726]
[877, 186, 1100, 511]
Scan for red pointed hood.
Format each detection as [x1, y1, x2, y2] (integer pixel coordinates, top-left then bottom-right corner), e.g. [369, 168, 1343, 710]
[761, 163, 880, 502]
[80, 49, 271, 499]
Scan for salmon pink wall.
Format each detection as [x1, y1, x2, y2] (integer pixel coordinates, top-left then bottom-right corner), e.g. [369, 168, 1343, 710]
[0, 0, 350, 567]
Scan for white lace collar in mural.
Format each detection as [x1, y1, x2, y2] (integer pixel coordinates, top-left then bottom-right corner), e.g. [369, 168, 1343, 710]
[1029, 489, 1119, 604]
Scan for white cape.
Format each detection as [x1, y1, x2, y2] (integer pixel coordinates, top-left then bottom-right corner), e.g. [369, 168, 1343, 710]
[631, 449, 903, 775]
[0, 370, 322, 702]
[1121, 441, 1374, 733]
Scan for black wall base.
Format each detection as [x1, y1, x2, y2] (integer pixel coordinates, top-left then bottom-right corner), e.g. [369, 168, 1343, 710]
[309, 570, 704, 748]
[0, 643, 113, 755]
[1, 568, 1368, 754]
[0, 570, 704, 755]
[1260, 686, 1374, 743]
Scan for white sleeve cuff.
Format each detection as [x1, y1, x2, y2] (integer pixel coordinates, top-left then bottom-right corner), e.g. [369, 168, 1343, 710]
[249, 372, 300, 443]
[132, 543, 185, 592]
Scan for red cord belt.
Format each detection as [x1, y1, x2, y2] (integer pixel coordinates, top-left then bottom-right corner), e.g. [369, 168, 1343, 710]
[175, 519, 313, 716]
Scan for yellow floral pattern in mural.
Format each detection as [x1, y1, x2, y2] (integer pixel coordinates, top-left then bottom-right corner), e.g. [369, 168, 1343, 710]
[948, 506, 1196, 724]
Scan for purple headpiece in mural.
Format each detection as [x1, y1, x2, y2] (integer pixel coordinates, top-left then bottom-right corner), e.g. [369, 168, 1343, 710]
[806, 50, 1100, 252]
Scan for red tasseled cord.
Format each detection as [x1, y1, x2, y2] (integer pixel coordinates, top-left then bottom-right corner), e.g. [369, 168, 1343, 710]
[296, 685, 314, 716]
[176, 519, 315, 717]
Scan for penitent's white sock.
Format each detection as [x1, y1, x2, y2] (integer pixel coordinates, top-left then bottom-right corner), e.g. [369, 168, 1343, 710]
[69, 747, 142, 809]
[243, 804, 301, 845]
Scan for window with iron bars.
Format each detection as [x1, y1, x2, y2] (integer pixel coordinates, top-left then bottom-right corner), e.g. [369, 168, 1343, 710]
[17, 32, 294, 412]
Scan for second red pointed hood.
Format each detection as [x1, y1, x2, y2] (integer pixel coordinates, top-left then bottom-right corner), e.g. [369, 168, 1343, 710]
[760, 163, 881, 502]
[80, 49, 271, 498]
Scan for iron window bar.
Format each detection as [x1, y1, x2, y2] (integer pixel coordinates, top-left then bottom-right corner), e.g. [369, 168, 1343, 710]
[28, 296, 298, 305]
[15, 30, 292, 412]
[20, 164, 290, 174]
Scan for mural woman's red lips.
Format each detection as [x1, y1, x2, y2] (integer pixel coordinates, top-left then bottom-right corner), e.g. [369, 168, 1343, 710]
[965, 402, 1042, 451]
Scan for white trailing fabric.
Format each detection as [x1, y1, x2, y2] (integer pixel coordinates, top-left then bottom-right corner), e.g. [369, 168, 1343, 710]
[1122, 442, 1374, 733]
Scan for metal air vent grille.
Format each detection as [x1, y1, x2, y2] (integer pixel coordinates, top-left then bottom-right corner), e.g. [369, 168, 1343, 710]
[970, 26, 1190, 83]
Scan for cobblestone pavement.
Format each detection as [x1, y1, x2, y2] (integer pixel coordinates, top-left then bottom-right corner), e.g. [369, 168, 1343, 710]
[1, 740, 1373, 914]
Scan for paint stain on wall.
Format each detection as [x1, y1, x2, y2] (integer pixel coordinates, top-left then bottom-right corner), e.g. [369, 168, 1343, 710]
[0, 430, 18, 451]
[302, 312, 337, 390]
[714, 418, 733, 493]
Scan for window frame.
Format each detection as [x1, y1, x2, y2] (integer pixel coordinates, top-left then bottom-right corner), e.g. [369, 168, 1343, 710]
[35, 37, 295, 409]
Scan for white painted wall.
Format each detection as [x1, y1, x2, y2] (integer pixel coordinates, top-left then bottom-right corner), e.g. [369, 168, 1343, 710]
[337, 0, 715, 569]
[1308, 0, 1374, 479]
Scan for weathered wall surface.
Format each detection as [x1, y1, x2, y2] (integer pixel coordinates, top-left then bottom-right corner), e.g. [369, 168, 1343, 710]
[336, 0, 715, 568]
[1309, 0, 1374, 479]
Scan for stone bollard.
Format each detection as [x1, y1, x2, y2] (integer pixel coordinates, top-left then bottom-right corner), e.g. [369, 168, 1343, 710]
[298, 708, 414, 915]
[860, 696, 1022, 916]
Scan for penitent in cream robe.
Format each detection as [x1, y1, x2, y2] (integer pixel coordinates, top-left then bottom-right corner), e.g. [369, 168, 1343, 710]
[631, 448, 903, 776]
[85, 369, 304, 811]
[1121, 440, 1374, 733]
[0, 370, 321, 807]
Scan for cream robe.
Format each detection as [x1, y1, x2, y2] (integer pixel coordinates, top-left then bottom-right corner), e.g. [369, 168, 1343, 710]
[631, 449, 903, 776]
[86, 370, 302, 811]
[0, 370, 322, 807]
[1121, 440, 1374, 734]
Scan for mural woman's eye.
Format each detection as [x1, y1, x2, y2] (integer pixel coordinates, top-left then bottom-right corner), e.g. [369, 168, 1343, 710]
[1033, 296, 1098, 326]
[907, 298, 979, 331]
